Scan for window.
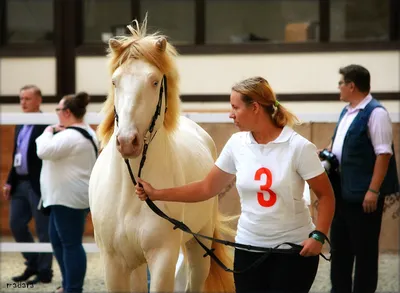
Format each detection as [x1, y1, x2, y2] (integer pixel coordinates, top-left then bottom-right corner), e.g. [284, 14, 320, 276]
[140, 0, 196, 45]
[330, 0, 390, 41]
[83, 0, 132, 43]
[205, 0, 319, 44]
[6, 0, 54, 44]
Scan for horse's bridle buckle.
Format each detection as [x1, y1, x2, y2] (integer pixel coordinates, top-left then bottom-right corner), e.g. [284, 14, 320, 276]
[144, 131, 151, 144]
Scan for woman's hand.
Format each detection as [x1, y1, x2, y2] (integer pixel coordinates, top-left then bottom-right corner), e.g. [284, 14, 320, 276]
[135, 178, 156, 201]
[2, 184, 11, 200]
[299, 238, 323, 257]
[45, 124, 65, 133]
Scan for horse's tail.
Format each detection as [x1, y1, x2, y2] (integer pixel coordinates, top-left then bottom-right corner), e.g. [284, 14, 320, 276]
[204, 213, 237, 293]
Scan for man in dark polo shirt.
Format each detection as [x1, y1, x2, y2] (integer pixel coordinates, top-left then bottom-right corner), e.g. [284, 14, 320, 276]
[3, 85, 53, 284]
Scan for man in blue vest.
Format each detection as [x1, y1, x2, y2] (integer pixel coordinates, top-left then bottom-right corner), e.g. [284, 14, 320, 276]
[327, 64, 399, 293]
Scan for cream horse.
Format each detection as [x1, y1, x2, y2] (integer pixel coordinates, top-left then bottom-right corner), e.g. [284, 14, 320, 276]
[88, 18, 235, 293]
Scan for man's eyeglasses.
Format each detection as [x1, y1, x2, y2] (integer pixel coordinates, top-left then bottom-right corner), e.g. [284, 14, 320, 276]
[338, 80, 350, 86]
[55, 108, 66, 112]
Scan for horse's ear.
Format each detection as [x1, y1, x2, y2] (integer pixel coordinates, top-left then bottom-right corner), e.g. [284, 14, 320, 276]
[156, 37, 167, 52]
[109, 38, 123, 52]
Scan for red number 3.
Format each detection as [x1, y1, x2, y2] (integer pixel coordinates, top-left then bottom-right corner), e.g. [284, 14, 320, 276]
[254, 167, 276, 207]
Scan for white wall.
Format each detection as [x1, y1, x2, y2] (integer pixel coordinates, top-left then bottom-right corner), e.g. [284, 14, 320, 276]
[0, 58, 56, 96]
[75, 51, 400, 95]
[1, 51, 398, 98]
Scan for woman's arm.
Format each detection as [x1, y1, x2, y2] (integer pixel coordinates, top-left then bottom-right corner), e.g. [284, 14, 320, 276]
[306, 172, 335, 236]
[296, 139, 336, 256]
[299, 171, 335, 257]
[36, 126, 73, 160]
[299, 172, 335, 257]
[136, 165, 235, 203]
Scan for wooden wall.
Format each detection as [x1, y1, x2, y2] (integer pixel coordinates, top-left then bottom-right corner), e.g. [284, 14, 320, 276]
[1, 122, 399, 251]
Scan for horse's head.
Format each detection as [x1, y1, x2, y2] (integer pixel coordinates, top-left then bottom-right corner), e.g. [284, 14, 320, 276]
[112, 38, 167, 158]
[98, 17, 181, 157]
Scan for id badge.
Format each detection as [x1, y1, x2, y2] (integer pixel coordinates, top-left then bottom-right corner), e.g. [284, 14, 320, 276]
[14, 153, 22, 167]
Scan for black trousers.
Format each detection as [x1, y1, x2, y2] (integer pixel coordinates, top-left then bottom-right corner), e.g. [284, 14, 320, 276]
[9, 180, 53, 277]
[234, 248, 319, 293]
[330, 198, 384, 293]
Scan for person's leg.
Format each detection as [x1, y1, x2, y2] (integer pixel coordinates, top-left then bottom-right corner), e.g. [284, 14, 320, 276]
[49, 209, 66, 289]
[9, 181, 38, 275]
[330, 199, 354, 293]
[28, 186, 53, 281]
[233, 249, 272, 293]
[52, 205, 88, 293]
[267, 252, 319, 293]
[352, 199, 384, 293]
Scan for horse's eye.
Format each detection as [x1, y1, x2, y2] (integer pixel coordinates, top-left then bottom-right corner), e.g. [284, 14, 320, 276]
[153, 81, 159, 86]
[112, 80, 116, 86]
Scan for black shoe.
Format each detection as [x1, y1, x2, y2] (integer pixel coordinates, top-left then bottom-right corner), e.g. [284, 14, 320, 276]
[12, 268, 37, 282]
[26, 275, 52, 285]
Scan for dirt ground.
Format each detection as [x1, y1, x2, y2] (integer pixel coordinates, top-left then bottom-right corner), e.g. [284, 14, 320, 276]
[0, 239, 399, 293]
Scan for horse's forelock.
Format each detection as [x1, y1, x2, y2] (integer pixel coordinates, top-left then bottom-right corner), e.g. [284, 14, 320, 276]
[98, 20, 181, 148]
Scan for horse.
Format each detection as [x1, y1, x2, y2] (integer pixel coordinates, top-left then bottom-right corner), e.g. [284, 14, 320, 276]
[88, 18, 235, 293]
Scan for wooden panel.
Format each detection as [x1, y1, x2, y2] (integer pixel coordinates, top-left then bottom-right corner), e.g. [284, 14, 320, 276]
[0, 126, 16, 236]
[380, 123, 400, 251]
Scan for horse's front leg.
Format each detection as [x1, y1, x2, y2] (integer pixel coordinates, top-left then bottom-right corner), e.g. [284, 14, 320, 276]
[102, 252, 131, 293]
[130, 263, 149, 293]
[147, 243, 181, 293]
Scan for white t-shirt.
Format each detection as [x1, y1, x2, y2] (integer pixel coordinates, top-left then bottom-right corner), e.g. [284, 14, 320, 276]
[215, 126, 324, 248]
[36, 124, 99, 209]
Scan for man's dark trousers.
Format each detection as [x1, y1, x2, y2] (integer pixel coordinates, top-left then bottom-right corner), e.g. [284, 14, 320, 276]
[9, 180, 53, 278]
[330, 197, 384, 293]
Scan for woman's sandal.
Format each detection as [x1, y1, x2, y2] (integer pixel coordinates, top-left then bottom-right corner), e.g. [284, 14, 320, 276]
[54, 286, 63, 293]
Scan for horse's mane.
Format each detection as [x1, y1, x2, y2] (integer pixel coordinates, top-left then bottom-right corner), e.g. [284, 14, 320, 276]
[97, 16, 181, 148]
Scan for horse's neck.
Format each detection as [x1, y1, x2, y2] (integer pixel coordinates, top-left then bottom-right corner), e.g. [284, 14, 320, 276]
[143, 127, 174, 164]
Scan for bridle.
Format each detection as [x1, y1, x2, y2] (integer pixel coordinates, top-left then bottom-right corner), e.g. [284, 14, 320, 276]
[113, 75, 331, 274]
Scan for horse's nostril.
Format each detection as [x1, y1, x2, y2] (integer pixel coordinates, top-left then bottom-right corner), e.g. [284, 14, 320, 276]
[116, 136, 121, 146]
[132, 136, 138, 146]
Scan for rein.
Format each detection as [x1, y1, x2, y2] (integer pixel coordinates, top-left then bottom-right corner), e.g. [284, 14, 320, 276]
[113, 75, 331, 274]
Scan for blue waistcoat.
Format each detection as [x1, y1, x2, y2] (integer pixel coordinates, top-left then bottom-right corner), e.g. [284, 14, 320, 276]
[332, 98, 399, 202]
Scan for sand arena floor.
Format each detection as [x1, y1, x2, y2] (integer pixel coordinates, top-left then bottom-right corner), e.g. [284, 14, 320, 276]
[0, 237, 399, 293]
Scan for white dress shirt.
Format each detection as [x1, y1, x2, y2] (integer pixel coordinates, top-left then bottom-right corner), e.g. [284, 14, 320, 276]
[332, 94, 393, 164]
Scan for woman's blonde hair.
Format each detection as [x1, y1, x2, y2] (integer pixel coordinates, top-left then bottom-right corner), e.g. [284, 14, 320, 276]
[232, 76, 300, 127]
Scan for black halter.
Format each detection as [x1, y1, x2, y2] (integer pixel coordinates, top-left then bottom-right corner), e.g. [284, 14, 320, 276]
[113, 75, 331, 274]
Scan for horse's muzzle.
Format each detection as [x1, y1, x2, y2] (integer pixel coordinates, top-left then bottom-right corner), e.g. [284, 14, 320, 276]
[116, 133, 142, 158]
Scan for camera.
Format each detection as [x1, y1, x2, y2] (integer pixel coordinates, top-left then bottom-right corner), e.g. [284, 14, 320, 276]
[319, 149, 339, 173]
